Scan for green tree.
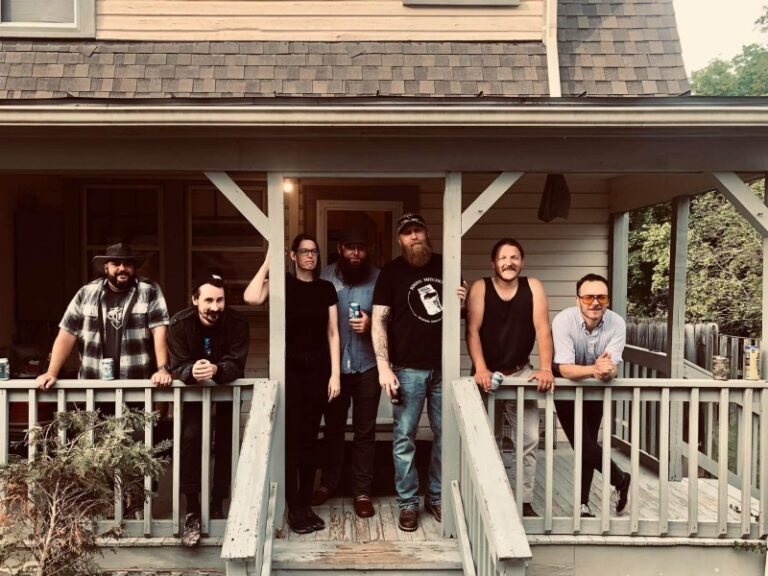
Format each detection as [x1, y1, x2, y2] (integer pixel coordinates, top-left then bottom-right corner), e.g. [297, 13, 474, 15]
[691, 44, 768, 96]
[0, 410, 168, 576]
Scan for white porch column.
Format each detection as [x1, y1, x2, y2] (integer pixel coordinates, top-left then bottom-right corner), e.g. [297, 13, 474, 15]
[441, 171, 462, 537]
[267, 172, 287, 520]
[667, 196, 690, 481]
[610, 212, 629, 321]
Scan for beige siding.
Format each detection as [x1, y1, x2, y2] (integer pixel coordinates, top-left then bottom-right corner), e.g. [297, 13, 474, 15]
[96, 0, 544, 41]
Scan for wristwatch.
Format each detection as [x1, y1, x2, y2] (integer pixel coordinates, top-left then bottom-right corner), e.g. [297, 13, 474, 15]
[158, 364, 172, 372]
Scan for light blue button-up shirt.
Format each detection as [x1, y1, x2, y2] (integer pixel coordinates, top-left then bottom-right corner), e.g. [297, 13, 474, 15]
[321, 262, 380, 375]
[552, 306, 626, 366]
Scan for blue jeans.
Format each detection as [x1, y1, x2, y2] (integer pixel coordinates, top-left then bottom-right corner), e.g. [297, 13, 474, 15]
[392, 367, 442, 509]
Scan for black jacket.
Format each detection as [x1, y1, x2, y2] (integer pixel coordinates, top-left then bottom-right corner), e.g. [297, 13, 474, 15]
[168, 307, 250, 385]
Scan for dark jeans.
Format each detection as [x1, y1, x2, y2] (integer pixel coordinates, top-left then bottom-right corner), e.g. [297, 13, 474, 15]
[285, 357, 330, 512]
[318, 367, 381, 497]
[180, 401, 233, 504]
[555, 399, 626, 505]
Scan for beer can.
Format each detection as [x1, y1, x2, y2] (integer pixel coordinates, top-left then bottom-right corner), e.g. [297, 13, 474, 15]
[390, 385, 403, 406]
[349, 302, 362, 319]
[0, 358, 9, 380]
[100, 358, 115, 380]
[712, 355, 730, 381]
[744, 345, 761, 380]
[490, 371, 504, 392]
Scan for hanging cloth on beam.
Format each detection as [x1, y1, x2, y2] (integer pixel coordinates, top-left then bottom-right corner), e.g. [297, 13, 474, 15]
[538, 173, 571, 222]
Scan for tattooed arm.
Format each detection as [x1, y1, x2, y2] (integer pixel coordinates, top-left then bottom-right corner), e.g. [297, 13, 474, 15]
[372, 304, 399, 398]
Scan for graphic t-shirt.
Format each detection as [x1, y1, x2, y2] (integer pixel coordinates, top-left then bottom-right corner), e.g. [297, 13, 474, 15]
[103, 289, 131, 374]
[285, 273, 339, 364]
[373, 253, 443, 369]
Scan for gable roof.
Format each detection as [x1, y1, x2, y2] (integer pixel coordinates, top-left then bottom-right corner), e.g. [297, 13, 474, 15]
[0, 0, 689, 101]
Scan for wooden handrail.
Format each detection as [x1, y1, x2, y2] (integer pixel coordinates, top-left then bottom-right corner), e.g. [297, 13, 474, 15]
[222, 379, 278, 561]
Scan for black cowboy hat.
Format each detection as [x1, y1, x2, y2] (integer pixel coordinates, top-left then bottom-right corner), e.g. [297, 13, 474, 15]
[92, 242, 147, 271]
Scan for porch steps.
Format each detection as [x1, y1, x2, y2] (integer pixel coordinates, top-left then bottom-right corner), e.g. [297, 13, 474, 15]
[271, 540, 464, 575]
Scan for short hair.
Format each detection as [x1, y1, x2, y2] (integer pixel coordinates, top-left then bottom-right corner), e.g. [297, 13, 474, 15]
[192, 269, 226, 298]
[490, 238, 525, 261]
[576, 273, 609, 294]
[290, 233, 321, 280]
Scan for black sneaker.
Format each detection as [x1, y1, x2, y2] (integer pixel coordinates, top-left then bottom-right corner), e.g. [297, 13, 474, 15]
[287, 509, 314, 535]
[182, 513, 201, 547]
[522, 503, 539, 517]
[615, 473, 631, 515]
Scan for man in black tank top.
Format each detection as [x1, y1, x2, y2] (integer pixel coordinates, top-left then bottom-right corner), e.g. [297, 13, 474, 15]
[466, 238, 554, 518]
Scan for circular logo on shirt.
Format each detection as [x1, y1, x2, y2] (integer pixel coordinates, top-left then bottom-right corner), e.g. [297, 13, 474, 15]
[407, 277, 443, 324]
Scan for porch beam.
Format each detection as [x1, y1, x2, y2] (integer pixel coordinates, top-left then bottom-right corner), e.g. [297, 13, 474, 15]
[267, 172, 286, 521]
[442, 171, 463, 538]
[709, 172, 768, 238]
[205, 171, 272, 241]
[461, 172, 523, 236]
[667, 196, 690, 481]
[610, 212, 629, 319]
[763, 177, 768, 379]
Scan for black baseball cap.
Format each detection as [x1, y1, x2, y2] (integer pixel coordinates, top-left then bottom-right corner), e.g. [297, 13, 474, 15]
[397, 213, 427, 234]
[340, 228, 368, 245]
[192, 269, 226, 294]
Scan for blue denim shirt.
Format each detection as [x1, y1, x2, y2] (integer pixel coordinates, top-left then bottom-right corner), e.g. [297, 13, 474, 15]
[320, 262, 380, 374]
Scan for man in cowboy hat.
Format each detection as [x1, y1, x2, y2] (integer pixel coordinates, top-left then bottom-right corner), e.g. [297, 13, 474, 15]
[36, 242, 172, 389]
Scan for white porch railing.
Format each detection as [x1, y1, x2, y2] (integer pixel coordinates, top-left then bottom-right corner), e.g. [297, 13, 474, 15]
[452, 379, 531, 576]
[487, 377, 767, 539]
[0, 378, 268, 539]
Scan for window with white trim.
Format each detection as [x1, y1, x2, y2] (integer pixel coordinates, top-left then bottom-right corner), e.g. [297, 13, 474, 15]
[0, 0, 94, 38]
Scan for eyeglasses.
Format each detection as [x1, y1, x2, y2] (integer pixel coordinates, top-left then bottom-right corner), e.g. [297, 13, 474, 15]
[296, 248, 319, 256]
[578, 294, 609, 306]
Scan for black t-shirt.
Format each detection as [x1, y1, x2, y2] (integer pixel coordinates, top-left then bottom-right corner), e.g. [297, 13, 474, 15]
[373, 253, 443, 369]
[285, 273, 339, 361]
[103, 289, 131, 374]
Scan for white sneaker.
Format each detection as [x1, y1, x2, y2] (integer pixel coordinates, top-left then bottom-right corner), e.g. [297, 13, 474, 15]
[580, 504, 595, 518]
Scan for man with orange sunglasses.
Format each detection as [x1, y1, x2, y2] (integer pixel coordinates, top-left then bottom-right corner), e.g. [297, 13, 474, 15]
[552, 273, 630, 519]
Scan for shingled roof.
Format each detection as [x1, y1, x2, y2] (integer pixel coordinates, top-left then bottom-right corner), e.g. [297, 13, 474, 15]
[0, 0, 689, 101]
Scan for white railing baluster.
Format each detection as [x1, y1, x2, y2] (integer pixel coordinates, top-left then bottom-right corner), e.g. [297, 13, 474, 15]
[173, 386, 182, 535]
[202, 386, 212, 535]
[659, 387, 670, 535]
[718, 388, 729, 536]
[57, 389, 66, 445]
[687, 387, 699, 536]
[86, 388, 95, 445]
[0, 389, 7, 465]
[640, 400, 647, 453]
[544, 392, 554, 533]
[515, 385, 524, 518]
[760, 388, 768, 538]
[601, 387, 612, 534]
[27, 389, 37, 461]
[630, 387, 640, 534]
[231, 385, 242, 496]
[144, 387, 153, 536]
[741, 388, 754, 538]
[573, 386, 583, 534]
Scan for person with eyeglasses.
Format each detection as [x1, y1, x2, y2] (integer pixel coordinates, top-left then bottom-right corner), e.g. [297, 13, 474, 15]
[551, 273, 631, 519]
[244, 234, 341, 534]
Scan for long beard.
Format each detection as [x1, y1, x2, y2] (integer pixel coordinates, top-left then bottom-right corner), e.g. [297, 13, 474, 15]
[338, 256, 371, 285]
[402, 239, 433, 267]
[107, 271, 134, 291]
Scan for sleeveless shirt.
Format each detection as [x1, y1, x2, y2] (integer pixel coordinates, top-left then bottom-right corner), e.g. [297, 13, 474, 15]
[478, 276, 536, 372]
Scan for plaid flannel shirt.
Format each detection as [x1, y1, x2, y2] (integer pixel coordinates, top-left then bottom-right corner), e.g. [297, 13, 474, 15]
[59, 277, 170, 380]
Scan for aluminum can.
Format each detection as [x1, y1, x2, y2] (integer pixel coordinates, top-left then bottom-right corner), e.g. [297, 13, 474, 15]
[712, 355, 730, 381]
[390, 385, 403, 406]
[0, 358, 9, 380]
[490, 371, 504, 392]
[100, 358, 115, 380]
[744, 345, 761, 380]
[203, 337, 213, 358]
[349, 302, 362, 319]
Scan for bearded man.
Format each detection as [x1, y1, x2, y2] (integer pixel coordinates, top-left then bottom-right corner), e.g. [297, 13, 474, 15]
[372, 213, 445, 531]
[168, 270, 249, 546]
[465, 238, 554, 517]
[311, 229, 381, 518]
[36, 242, 172, 389]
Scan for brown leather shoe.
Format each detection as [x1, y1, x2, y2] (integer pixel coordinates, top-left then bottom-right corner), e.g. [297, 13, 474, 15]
[312, 486, 332, 507]
[424, 500, 442, 522]
[522, 503, 539, 517]
[354, 496, 375, 518]
[398, 508, 418, 532]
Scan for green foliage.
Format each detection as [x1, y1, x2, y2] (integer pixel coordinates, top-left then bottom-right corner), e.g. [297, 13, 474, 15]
[0, 409, 169, 576]
[628, 183, 764, 337]
[691, 44, 768, 96]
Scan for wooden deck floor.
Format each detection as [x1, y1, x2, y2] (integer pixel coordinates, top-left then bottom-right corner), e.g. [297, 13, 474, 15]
[278, 496, 445, 543]
[504, 443, 760, 523]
